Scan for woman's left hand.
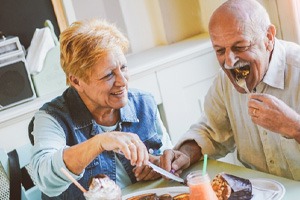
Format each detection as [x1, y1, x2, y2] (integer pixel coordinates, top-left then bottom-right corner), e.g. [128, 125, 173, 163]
[133, 154, 161, 181]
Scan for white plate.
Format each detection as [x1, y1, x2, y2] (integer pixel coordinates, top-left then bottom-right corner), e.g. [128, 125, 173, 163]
[250, 178, 285, 200]
[122, 179, 285, 200]
[122, 186, 188, 200]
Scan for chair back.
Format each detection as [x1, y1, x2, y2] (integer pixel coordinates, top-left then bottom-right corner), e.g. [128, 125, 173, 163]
[0, 148, 9, 200]
[0, 144, 41, 200]
[17, 143, 41, 200]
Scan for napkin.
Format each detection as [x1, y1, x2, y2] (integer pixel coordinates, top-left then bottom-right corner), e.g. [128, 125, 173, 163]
[252, 186, 280, 200]
[26, 27, 55, 75]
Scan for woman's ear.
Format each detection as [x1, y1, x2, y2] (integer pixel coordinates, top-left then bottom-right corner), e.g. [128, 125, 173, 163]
[69, 75, 82, 91]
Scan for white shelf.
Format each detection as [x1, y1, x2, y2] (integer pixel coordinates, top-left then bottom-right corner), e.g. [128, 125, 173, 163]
[127, 33, 211, 76]
[0, 88, 66, 127]
[0, 33, 212, 127]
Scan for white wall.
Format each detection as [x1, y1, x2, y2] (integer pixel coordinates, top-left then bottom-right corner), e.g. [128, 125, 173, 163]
[69, 0, 210, 54]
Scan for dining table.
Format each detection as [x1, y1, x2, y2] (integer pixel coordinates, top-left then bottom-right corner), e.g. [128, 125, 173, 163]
[122, 159, 300, 199]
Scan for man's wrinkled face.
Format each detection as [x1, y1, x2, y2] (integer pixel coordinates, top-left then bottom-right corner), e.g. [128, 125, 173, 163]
[209, 17, 271, 93]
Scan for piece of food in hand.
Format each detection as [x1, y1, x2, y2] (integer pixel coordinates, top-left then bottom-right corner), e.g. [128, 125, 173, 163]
[211, 173, 252, 200]
[84, 174, 121, 200]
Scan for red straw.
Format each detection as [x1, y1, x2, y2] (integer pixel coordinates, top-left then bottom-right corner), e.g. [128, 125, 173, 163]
[60, 167, 87, 193]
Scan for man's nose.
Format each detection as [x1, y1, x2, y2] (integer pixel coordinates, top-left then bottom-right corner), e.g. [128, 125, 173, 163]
[225, 50, 238, 68]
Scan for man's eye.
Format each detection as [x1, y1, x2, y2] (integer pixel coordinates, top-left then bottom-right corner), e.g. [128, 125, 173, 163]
[215, 49, 225, 55]
[121, 65, 128, 71]
[233, 46, 250, 52]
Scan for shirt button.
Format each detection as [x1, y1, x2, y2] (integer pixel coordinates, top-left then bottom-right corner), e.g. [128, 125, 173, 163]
[263, 131, 268, 135]
[149, 148, 154, 154]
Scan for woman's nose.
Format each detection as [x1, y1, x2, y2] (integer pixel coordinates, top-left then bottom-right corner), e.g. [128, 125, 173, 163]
[115, 70, 128, 86]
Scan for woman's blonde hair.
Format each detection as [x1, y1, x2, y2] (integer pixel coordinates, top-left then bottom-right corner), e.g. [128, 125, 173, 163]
[60, 19, 129, 85]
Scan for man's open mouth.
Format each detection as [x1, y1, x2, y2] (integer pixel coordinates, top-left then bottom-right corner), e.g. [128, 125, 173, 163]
[232, 65, 250, 80]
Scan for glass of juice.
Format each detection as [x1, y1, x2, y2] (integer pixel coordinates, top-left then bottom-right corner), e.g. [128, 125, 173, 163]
[186, 170, 218, 200]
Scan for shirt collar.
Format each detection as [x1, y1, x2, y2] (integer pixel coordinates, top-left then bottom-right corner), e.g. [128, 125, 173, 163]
[262, 38, 285, 90]
[119, 97, 139, 123]
[67, 88, 139, 128]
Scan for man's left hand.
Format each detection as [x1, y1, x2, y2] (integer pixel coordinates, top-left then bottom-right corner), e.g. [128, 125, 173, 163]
[248, 93, 300, 142]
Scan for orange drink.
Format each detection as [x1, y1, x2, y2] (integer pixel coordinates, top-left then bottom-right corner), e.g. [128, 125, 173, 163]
[187, 170, 218, 200]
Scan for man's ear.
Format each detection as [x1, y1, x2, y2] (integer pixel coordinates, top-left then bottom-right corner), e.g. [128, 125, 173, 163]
[266, 24, 276, 51]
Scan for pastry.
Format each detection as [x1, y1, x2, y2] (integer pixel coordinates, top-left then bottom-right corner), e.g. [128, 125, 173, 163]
[233, 66, 250, 80]
[211, 173, 252, 200]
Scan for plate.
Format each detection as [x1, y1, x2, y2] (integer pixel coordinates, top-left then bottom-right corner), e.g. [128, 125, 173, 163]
[250, 178, 285, 200]
[122, 179, 285, 200]
[122, 186, 189, 200]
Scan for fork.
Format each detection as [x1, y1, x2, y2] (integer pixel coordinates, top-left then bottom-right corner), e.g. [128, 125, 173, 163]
[236, 78, 251, 93]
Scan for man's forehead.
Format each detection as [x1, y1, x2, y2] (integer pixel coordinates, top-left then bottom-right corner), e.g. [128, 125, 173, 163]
[210, 34, 252, 49]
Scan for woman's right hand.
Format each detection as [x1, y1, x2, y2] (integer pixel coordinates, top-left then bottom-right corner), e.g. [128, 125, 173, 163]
[97, 131, 149, 166]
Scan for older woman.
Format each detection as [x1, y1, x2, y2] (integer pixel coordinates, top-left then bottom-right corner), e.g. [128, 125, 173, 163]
[30, 19, 172, 199]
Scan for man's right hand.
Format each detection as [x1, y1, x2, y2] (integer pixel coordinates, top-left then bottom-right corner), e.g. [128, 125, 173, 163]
[160, 149, 190, 177]
[160, 140, 202, 177]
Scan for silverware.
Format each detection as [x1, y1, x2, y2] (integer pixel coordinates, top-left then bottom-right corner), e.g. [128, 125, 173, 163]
[148, 162, 185, 183]
[114, 150, 185, 183]
[236, 78, 251, 93]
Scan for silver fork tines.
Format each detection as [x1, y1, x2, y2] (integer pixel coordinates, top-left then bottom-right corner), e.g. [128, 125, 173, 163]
[236, 78, 251, 93]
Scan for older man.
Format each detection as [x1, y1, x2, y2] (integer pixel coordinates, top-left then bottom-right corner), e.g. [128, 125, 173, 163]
[161, 0, 300, 180]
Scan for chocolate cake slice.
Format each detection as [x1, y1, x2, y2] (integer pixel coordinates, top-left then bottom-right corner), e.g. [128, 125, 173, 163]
[211, 173, 252, 200]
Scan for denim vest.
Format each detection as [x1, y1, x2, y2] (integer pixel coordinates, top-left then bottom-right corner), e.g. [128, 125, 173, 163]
[39, 87, 162, 200]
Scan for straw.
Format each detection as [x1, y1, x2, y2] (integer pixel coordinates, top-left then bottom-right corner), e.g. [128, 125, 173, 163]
[202, 154, 208, 176]
[60, 167, 87, 193]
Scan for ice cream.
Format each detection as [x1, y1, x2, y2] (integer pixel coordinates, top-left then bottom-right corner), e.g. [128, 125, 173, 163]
[84, 174, 121, 200]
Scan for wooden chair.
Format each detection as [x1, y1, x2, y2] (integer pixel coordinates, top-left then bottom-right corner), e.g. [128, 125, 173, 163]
[0, 144, 41, 200]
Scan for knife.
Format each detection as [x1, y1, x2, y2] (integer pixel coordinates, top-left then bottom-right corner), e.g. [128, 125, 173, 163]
[114, 149, 184, 183]
[148, 162, 184, 183]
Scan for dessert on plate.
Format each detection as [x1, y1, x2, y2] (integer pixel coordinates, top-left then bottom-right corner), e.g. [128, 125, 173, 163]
[84, 174, 121, 200]
[125, 192, 189, 200]
[125, 172, 253, 200]
[211, 172, 252, 200]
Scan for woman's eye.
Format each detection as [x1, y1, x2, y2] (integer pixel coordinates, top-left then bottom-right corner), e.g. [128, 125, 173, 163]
[103, 73, 113, 79]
